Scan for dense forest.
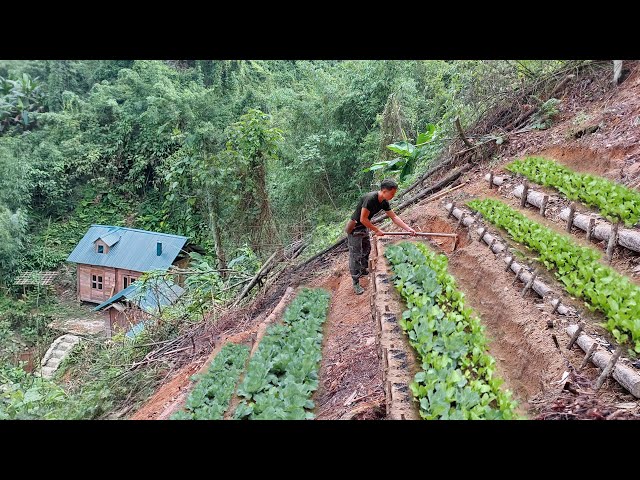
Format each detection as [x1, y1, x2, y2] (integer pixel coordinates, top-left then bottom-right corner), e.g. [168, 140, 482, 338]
[0, 59, 571, 418]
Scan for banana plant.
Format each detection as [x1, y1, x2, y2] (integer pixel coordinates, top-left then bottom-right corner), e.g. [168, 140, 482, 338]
[364, 124, 437, 181]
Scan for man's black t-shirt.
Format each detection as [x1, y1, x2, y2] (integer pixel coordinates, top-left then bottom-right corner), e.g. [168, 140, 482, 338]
[351, 191, 391, 231]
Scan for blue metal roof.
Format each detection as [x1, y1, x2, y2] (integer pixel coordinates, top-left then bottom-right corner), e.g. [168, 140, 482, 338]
[67, 225, 187, 272]
[126, 322, 145, 339]
[99, 230, 122, 247]
[93, 278, 185, 313]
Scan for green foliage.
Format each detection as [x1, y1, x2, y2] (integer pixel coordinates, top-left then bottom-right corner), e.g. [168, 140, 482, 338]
[0, 363, 70, 419]
[385, 242, 519, 419]
[468, 198, 640, 351]
[234, 288, 330, 420]
[364, 124, 437, 181]
[529, 98, 561, 130]
[0, 72, 46, 134]
[506, 157, 640, 226]
[0, 206, 27, 284]
[171, 342, 249, 420]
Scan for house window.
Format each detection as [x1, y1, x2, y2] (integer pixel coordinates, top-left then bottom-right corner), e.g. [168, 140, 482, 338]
[92, 274, 103, 290]
[123, 276, 137, 289]
[97, 245, 104, 253]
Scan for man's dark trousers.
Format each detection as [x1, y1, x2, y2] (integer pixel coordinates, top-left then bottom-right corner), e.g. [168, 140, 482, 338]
[347, 229, 370, 284]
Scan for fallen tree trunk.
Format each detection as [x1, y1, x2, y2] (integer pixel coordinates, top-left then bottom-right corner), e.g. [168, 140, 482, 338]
[400, 156, 460, 198]
[565, 325, 640, 398]
[232, 250, 281, 307]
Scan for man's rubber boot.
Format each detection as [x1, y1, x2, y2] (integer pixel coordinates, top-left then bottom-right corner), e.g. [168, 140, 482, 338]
[353, 282, 364, 295]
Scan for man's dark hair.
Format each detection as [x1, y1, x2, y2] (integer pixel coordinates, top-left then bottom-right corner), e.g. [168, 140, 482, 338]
[380, 178, 398, 191]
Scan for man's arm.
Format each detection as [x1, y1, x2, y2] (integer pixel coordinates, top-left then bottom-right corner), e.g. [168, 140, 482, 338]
[386, 210, 416, 235]
[360, 208, 385, 236]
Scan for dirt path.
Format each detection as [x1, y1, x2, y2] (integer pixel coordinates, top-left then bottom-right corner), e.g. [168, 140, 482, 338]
[308, 255, 385, 420]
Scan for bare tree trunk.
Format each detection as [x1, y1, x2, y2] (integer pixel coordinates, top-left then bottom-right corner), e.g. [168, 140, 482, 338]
[206, 192, 227, 278]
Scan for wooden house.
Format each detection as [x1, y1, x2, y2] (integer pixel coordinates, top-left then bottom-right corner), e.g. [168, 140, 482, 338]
[93, 278, 185, 337]
[66, 225, 189, 304]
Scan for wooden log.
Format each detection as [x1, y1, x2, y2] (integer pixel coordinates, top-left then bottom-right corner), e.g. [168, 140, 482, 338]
[567, 203, 576, 232]
[232, 250, 281, 307]
[445, 204, 575, 315]
[539, 195, 549, 217]
[454, 117, 474, 148]
[595, 345, 623, 391]
[566, 321, 584, 349]
[477, 227, 487, 243]
[559, 208, 640, 254]
[484, 173, 506, 186]
[505, 256, 514, 272]
[249, 287, 296, 357]
[578, 342, 598, 371]
[586, 217, 595, 242]
[606, 221, 620, 263]
[521, 268, 538, 297]
[520, 180, 529, 208]
[443, 204, 479, 230]
[566, 325, 640, 398]
[512, 266, 524, 285]
[401, 156, 459, 198]
[512, 184, 551, 209]
[447, 202, 456, 219]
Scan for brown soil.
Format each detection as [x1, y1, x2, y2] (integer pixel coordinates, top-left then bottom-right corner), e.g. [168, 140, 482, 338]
[308, 255, 385, 420]
[406, 201, 568, 412]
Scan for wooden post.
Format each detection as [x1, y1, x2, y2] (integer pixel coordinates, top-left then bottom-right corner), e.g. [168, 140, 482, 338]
[489, 238, 497, 253]
[520, 180, 529, 208]
[606, 221, 620, 263]
[552, 334, 559, 349]
[539, 195, 549, 217]
[456, 212, 466, 230]
[477, 227, 487, 243]
[512, 266, 524, 285]
[505, 256, 514, 272]
[566, 203, 576, 232]
[488, 171, 494, 189]
[447, 202, 456, 219]
[566, 321, 584, 350]
[594, 345, 623, 391]
[578, 342, 598, 371]
[551, 298, 561, 314]
[521, 269, 538, 297]
[586, 217, 595, 242]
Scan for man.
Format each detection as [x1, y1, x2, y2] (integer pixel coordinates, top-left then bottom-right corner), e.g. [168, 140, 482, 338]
[345, 178, 416, 295]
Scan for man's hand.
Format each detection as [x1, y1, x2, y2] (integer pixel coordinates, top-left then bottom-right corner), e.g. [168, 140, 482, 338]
[406, 227, 417, 236]
[374, 229, 385, 237]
